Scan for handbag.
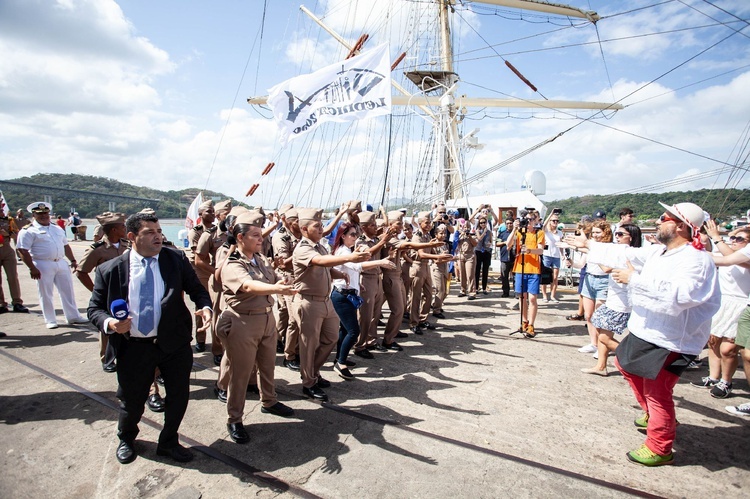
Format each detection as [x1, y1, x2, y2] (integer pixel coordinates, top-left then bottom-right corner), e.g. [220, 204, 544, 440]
[346, 293, 364, 309]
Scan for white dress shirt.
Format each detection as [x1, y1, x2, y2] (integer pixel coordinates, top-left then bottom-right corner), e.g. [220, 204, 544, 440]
[127, 249, 165, 337]
[16, 221, 68, 260]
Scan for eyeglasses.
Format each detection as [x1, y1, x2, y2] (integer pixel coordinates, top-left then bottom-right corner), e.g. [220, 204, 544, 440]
[659, 214, 680, 223]
[614, 231, 629, 237]
[730, 236, 747, 243]
[550, 220, 559, 223]
[479, 221, 487, 225]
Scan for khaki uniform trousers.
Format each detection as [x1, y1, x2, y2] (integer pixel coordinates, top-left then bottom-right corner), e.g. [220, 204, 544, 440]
[292, 295, 338, 388]
[381, 271, 404, 344]
[355, 273, 382, 351]
[457, 254, 476, 295]
[408, 264, 432, 327]
[0, 244, 22, 308]
[278, 294, 300, 361]
[216, 309, 277, 424]
[206, 276, 224, 355]
[195, 276, 210, 344]
[431, 265, 448, 313]
[401, 261, 411, 312]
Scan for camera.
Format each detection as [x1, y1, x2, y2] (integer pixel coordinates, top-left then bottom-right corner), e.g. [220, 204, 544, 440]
[518, 218, 529, 229]
[552, 208, 562, 215]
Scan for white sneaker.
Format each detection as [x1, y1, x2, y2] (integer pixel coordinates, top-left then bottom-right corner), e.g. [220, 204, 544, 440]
[46, 323, 59, 329]
[578, 344, 597, 353]
[592, 351, 599, 359]
[726, 403, 750, 417]
[543, 298, 550, 303]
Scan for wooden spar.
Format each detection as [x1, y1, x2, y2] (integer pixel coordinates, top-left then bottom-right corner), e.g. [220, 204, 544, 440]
[505, 60, 538, 93]
[345, 34, 369, 59]
[391, 52, 406, 72]
[245, 184, 259, 197]
[261, 162, 275, 175]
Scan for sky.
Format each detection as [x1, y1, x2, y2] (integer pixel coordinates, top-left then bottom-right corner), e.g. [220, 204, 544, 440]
[1, 0, 749, 212]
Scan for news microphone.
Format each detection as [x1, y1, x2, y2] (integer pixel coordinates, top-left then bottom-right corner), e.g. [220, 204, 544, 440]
[110, 299, 129, 320]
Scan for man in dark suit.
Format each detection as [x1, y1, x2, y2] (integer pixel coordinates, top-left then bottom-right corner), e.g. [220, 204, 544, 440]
[88, 212, 212, 465]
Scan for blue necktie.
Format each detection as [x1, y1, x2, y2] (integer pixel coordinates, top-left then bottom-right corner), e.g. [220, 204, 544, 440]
[139, 257, 155, 334]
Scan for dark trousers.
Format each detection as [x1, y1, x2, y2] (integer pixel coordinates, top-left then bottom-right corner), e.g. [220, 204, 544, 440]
[116, 341, 193, 449]
[499, 260, 511, 296]
[474, 251, 492, 291]
[331, 290, 360, 364]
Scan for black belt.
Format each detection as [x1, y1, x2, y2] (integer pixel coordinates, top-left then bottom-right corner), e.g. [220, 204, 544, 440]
[333, 287, 357, 296]
[127, 335, 157, 344]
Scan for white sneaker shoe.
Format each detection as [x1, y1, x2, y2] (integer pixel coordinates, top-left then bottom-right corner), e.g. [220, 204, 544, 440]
[592, 351, 599, 359]
[578, 344, 597, 353]
[46, 323, 59, 329]
[726, 403, 750, 417]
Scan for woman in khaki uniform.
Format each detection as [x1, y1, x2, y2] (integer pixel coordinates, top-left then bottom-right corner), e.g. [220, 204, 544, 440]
[430, 225, 451, 317]
[455, 218, 478, 299]
[217, 210, 297, 444]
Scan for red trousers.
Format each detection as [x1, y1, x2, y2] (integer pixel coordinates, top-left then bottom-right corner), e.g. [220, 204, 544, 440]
[615, 352, 681, 456]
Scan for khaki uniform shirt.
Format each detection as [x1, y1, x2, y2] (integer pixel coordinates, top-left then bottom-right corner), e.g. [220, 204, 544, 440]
[195, 228, 226, 281]
[76, 235, 128, 273]
[221, 252, 277, 313]
[271, 226, 298, 276]
[0, 217, 17, 252]
[293, 237, 332, 298]
[410, 231, 433, 271]
[456, 232, 476, 260]
[188, 225, 206, 265]
[355, 235, 380, 276]
[383, 236, 404, 275]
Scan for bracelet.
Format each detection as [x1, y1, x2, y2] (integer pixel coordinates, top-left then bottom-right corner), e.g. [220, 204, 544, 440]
[712, 239, 723, 245]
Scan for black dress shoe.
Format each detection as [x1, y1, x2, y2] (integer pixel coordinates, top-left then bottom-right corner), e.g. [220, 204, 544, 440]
[194, 342, 206, 353]
[0, 332, 6, 338]
[283, 358, 301, 371]
[261, 402, 295, 417]
[418, 321, 436, 330]
[432, 312, 446, 319]
[410, 326, 423, 335]
[303, 385, 328, 401]
[395, 331, 408, 338]
[12, 304, 29, 313]
[371, 343, 388, 352]
[155, 375, 164, 386]
[146, 393, 166, 413]
[342, 359, 356, 367]
[377, 320, 386, 327]
[316, 376, 331, 388]
[227, 422, 250, 444]
[0, 306, 8, 314]
[276, 339, 285, 353]
[102, 362, 117, 373]
[156, 443, 194, 462]
[247, 384, 260, 395]
[116, 440, 136, 464]
[354, 349, 374, 359]
[213, 354, 223, 366]
[382, 341, 403, 351]
[214, 385, 227, 403]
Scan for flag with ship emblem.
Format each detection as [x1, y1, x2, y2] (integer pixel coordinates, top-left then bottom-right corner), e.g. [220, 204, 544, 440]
[267, 43, 392, 146]
[0, 191, 9, 217]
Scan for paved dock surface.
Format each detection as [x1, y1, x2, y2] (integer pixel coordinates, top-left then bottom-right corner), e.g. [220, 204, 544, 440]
[1, 241, 748, 498]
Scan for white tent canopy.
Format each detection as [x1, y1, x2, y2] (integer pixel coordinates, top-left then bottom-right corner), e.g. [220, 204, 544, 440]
[445, 191, 547, 219]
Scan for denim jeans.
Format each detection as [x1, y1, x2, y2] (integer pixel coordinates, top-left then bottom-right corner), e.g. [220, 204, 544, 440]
[331, 289, 360, 364]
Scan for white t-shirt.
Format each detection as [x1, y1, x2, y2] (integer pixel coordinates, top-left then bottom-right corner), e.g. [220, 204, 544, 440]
[332, 246, 362, 293]
[543, 229, 562, 258]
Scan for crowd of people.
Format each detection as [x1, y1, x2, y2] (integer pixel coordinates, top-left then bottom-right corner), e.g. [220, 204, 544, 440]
[1, 198, 749, 469]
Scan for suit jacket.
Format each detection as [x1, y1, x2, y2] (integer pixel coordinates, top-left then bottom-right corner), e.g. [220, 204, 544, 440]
[88, 247, 212, 354]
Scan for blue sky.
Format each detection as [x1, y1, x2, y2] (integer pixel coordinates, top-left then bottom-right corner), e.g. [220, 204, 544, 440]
[1, 0, 749, 213]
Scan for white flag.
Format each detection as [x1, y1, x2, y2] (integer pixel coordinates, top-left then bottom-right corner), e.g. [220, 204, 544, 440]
[185, 192, 203, 230]
[267, 43, 392, 146]
[0, 191, 9, 217]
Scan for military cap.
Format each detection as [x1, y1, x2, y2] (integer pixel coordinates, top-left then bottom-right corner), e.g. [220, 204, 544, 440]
[298, 208, 323, 224]
[235, 210, 265, 228]
[387, 210, 404, 223]
[214, 199, 232, 215]
[28, 201, 52, 213]
[254, 205, 266, 216]
[286, 208, 299, 220]
[198, 199, 214, 214]
[96, 212, 126, 226]
[418, 211, 432, 223]
[139, 207, 156, 215]
[228, 206, 248, 217]
[278, 203, 294, 216]
[375, 218, 385, 228]
[346, 200, 362, 212]
[359, 211, 376, 225]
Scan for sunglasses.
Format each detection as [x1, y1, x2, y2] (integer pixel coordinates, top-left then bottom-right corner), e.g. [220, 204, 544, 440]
[479, 221, 487, 225]
[614, 231, 629, 237]
[659, 214, 680, 223]
[730, 236, 747, 243]
[550, 219, 559, 223]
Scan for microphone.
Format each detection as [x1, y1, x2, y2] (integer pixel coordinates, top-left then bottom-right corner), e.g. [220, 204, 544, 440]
[110, 299, 129, 320]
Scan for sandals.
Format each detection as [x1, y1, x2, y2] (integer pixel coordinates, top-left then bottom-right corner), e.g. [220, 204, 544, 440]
[566, 314, 585, 321]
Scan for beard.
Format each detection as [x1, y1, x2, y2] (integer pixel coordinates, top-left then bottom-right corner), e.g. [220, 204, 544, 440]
[655, 225, 676, 245]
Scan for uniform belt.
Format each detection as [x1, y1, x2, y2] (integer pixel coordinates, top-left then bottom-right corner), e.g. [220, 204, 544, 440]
[333, 286, 357, 296]
[127, 335, 157, 344]
[238, 306, 273, 315]
[299, 293, 328, 302]
[36, 258, 62, 261]
[589, 274, 609, 279]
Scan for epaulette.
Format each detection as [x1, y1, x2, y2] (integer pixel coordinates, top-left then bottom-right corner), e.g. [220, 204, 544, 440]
[193, 225, 203, 232]
[207, 226, 217, 233]
[22, 223, 32, 230]
[222, 241, 231, 249]
[228, 250, 241, 261]
[299, 239, 311, 246]
[281, 234, 291, 243]
[90, 241, 105, 249]
[278, 226, 287, 234]
[358, 235, 366, 241]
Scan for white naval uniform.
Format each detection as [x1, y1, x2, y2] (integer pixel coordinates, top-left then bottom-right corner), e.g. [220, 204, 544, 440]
[17, 221, 83, 326]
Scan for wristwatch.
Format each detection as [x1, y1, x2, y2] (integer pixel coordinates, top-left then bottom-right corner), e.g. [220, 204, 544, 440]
[712, 239, 723, 245]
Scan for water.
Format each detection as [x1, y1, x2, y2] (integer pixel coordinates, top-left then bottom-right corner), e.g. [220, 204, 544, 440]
[80, 218, 189, 246]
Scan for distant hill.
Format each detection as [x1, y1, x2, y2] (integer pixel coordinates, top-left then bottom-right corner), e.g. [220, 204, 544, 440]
[1, 173, 746, 223]
[0, 174, 242, 218]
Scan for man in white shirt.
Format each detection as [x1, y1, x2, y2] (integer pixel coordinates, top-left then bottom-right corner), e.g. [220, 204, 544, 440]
[567, 201, 720, 466]
[17, 202, 87, 328]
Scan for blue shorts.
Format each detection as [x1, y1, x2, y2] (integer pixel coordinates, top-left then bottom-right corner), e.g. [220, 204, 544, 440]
[582, 273, 609, 301]
[542, 256, 561, 269]
[514, 273, 540, 295]
[577, 264, 587, 294]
